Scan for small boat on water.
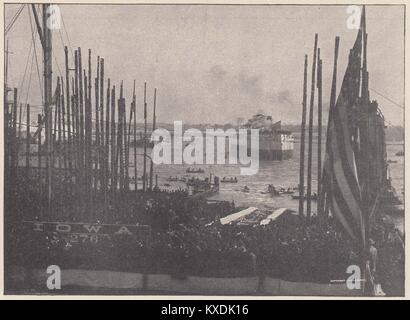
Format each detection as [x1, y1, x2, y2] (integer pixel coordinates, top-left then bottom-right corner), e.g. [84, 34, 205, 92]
[221, 177, 238, 183]
[277, 187, 295, 195]
[261, 185, 279, 196]
[190, 185, 219, 198]
[292, 193, 318, 201]
[186, 167, 205, 173]
[188, 176, 220, 198]
[395, 151, 404, 156]
[387, 159, 398, 164]
[260, 185, 294, 196]
[129, 176, 149, 183]
[242, 186, 250, 193]
[167, 176, 187, 182]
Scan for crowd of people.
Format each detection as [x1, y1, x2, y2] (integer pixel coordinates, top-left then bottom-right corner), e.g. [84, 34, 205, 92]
[144, 215, 359, 282]
[10, 205, 365, 284]
[5, 173, 405, 290]
[369, 219, 405, 295]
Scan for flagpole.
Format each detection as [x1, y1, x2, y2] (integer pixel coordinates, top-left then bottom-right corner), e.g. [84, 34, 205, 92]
[321, 36, 339, 217]
[298, 55, 308, 218]
[317, 50, 323, 216]
[359, 5, 371, 295]
[104, 78, 110, 221]
[111, 86, 117, 192]
[132, 80, 137, 192]
[149, 88, 157, 191]
[143, 82, 147, 193]
[95, 57, 100, 194]
[307, 33, 318, 219]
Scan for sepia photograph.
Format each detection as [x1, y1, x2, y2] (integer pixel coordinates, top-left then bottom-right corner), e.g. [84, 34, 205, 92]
[2, 2, 405, 297]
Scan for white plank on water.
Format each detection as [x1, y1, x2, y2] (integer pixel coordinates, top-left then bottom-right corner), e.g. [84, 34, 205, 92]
[219, 207, 258, 225]
[260, 207, 288, 225]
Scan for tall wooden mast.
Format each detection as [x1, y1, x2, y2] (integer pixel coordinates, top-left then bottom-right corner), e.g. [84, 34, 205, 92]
[306, 34, 318, 219]
[319, 37, 339, 218]
[298, 55, 308, 218]
[31, 3, 53, 217]
[132, 81, 137, 192]
[149, 88, 157, 191]
[317, 50, 323, 216]
[44, 4, 53, 217]
[31, 4, 54, 217]
[143, 82, 148, 192]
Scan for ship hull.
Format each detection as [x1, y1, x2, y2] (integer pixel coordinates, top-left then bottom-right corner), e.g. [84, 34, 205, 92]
[247, 148, 293, 161]
[258, 149, 293, 161]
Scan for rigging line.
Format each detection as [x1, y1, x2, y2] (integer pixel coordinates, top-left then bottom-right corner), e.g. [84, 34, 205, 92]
[370, 87, 404, 110]
[57, 28, 73, 73]
[58, 28, 68, 57]
[58, 23, 72, 61]
[52, 50, 64, 78]
[5, 4, 25, 35]
[15, 121, 122, 138]
[28, 8, 44, 104]
[16, 123, 146, 139]
[51, 17, 67, 79]
[383, 118, 400, 128]
[24, 47, 36, 106]
[385, 119, 393, 127]
[21, 104, 44, 109]
[17, 36, 34, 105]
[5, 5, 23, 33]
[60, 11, 75, 60]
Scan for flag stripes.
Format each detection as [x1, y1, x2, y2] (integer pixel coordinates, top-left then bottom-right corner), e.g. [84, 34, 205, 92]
[320, 12, 367, 246]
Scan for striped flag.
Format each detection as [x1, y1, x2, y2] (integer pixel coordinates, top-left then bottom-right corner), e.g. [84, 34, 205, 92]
[321, 15, 366, 247]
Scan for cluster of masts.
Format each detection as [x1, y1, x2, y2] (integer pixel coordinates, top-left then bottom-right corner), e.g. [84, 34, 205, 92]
[60, 46, 158, 194]
[4, 44, 158, 221]
[297, 33, 325, 219]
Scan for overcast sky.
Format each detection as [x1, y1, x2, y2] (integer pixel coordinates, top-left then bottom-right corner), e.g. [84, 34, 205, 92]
[5, 4, 404, 125]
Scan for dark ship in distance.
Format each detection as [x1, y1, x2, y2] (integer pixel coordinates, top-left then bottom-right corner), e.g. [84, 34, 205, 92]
[243, 113, 294, 160]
